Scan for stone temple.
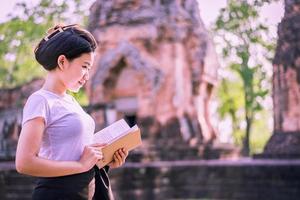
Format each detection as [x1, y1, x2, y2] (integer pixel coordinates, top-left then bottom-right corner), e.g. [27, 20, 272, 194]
[85, 0, 220, 160]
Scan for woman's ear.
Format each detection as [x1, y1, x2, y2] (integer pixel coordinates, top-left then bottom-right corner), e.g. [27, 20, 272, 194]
[57, 55, 67, 70]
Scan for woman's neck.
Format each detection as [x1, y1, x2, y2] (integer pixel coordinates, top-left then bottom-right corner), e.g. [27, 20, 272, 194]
[42, 72, 67, 96]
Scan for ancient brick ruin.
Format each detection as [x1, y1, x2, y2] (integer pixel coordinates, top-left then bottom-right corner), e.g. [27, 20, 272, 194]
[86, 0, 220, 160]
[263, 0, 300, 158]
[0, 79, 43, 159]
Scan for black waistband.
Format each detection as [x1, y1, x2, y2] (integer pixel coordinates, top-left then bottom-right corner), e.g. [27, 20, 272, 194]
[32, 168, 94, 200]
[32, 166, 114, 200]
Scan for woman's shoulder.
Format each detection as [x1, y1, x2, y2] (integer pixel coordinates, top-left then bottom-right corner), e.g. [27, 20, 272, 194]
[30, 89, 45, 97]
[25, 89, 64, 108]
[22, 90, 51, 126]
[24, 90, 49, 108]
[28, 89, 63, 102]
[27, 89, 48, 102]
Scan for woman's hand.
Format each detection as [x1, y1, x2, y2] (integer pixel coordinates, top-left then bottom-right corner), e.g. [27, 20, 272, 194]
[108, 148, 128, 169]
[79, 143, 106, 172]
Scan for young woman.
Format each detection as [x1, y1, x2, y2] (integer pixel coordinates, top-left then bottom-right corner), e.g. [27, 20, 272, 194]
[15, 24, 128, 200]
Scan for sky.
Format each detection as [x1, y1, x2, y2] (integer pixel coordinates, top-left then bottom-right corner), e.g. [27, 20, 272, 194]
[0, 0, 284, 29]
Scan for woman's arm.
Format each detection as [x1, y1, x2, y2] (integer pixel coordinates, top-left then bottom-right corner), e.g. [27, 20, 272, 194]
[15, 117, 104, 177]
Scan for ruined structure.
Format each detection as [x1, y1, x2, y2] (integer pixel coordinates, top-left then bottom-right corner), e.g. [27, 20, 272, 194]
[87, 0, 219, 159]
[0, 78, 43, 159]
[264, 0, 300, 157]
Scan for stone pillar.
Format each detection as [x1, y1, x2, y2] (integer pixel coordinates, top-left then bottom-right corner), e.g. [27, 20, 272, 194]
[263, 0, 300, 158]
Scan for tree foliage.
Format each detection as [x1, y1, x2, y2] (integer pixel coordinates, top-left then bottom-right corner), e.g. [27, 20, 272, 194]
[214, 0, 277, 155]
[0, 0, 93, 88]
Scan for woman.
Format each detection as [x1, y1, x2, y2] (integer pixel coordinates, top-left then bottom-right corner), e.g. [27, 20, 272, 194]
[15, 24, 128, 200]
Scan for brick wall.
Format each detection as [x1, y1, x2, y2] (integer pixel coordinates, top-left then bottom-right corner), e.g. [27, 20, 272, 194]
[1, 159, 300, 200]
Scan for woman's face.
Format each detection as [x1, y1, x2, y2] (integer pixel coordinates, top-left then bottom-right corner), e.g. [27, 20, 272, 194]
[60, 52, 94, 92]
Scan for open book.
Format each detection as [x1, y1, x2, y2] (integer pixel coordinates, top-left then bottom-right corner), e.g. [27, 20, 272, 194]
[94, 119, 142, 168]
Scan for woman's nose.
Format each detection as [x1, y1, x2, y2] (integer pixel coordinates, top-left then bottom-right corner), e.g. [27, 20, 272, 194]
[84, 72, 89, 81]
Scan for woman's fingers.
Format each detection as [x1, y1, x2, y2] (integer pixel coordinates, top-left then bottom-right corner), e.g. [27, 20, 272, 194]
[123, 148, 129, 157]
[94, 149, 103, 159]
[85, 143, 107, 160]
[84, 145, 104, 161]
[91, 147, 104, 160]
[118, 148, 127, 161]
[114, 154, 122, 166]
[115, 148, 127, 165]
[80, 145, 104, 171]
[108, 148, 129, 168]
[121, 148, 128, 157]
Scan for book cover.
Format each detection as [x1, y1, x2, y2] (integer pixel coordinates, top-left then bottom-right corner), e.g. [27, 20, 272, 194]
[94, 119, 142, 168]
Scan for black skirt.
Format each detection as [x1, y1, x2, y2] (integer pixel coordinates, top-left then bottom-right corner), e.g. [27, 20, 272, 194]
[32, 166, 114, 200]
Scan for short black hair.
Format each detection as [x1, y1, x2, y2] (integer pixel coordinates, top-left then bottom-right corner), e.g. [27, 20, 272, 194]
[34, 24, 97, 71]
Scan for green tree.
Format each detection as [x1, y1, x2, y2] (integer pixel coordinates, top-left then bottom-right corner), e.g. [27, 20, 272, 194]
[0, 0, 93, 89]
[214, 0, 276, 156]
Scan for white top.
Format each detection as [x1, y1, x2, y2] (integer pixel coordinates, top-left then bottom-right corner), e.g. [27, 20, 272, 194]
[22, 89, 95, 161]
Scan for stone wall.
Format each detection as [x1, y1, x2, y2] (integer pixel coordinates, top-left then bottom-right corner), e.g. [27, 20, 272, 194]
[1, 160, 300, 200]
[264, 0, 300, 157]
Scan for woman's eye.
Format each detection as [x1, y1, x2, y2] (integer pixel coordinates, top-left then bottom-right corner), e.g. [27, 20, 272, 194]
[82, 65, 91, 71]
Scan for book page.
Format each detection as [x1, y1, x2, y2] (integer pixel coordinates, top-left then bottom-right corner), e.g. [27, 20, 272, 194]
[94, 119, 130, 144]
